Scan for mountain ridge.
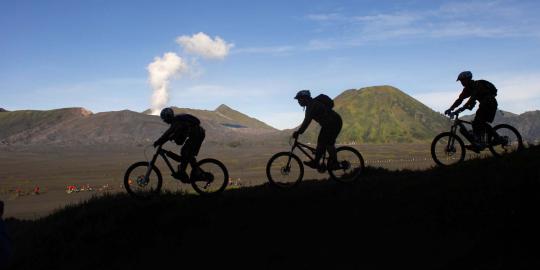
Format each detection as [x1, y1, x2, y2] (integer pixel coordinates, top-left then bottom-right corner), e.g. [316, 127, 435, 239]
[1, 87, 539, 145]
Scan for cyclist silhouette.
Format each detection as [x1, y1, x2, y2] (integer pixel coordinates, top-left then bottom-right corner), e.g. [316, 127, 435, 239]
[445, 71, 498, 151]
[293, 90, 342, 170]
[154, 107, 205, 182]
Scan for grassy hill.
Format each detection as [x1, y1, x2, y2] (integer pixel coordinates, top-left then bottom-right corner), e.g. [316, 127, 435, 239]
[4, 146, 540, 269]
[299, 86, 451, 143]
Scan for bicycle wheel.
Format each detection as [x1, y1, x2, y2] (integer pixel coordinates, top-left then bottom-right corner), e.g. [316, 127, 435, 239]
[191, 158, 229, 195]
[328, 146, 364, 183]
[266, 152, 304, 189]
[124, 161, 162, 199]
[431, 132, 466, 166]
[488, 124, 523, 157]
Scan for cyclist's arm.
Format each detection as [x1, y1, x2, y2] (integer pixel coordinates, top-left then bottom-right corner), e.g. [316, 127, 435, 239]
[449, 89, 471, 110]
[463, 97, 477, 110]
[155, 124, 176, 145]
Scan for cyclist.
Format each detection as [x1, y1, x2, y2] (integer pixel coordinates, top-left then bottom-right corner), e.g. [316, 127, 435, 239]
[445, 71, 498, 151]
[154, 107, 205, 182]
[293, 90, 343, 170]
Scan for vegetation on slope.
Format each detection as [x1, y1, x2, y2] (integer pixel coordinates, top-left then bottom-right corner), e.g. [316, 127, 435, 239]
[4, 146, 540, 269]
[300, 86, 450, 144]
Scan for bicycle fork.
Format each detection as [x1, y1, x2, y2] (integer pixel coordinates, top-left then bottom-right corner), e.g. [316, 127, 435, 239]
[446, 126, 458, 153]
[144, 149, 161, 183]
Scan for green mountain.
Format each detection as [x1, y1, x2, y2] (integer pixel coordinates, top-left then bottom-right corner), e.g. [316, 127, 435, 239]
[300, 86, 450, 143]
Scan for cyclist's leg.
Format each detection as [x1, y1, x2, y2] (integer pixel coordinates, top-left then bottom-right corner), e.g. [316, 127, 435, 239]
[182, 126, 205, 172]
[315, 129, 328, 163]
[473, 100, 497, 145]
[326, 115, 342, 167]
[472, 111, 488, 145]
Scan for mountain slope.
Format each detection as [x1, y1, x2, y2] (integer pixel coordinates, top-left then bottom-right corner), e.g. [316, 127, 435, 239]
[145, 105, 277, 131]
[299, 86, 450, 143]
[0, 108, 92, 144]
[215, 104, 275, 130]
[5, 145, 540, 269]
[463, 110, 540, 143]
[0, 105, 278, 145]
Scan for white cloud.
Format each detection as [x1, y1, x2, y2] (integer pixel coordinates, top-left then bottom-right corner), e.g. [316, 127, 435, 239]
[147, 52, 188, 115]
[304, 1, 540, 49]
[176, 32, 234, 59]
[495, 74, 540, 102]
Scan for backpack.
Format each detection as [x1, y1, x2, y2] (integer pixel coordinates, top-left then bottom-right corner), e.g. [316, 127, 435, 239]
[176, 113, 201, 126]
[477, 80, 497, 96]
[314, 94, 334, 109]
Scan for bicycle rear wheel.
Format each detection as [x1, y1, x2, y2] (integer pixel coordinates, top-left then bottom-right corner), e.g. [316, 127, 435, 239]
[488, 124, 523, 157]
[191, 158, 229, 196]
[124, 161, 162, 199]
[431, 132, 466, 166]
[266, 152, 304, 189]
[328, 146, 364, 183]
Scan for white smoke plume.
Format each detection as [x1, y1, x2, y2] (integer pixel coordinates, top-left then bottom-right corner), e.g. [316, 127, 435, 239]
[147, 52, 188, 115]
[176, 32, 234, 59]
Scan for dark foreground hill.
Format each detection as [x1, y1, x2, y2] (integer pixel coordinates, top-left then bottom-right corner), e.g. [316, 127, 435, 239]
[5, 146, 540, 269]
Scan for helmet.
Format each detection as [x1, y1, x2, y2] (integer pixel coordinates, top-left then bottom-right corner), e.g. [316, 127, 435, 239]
[457, 71, 473, 81]
[294, 90, 311, 99]
[160, 107, 174, 122]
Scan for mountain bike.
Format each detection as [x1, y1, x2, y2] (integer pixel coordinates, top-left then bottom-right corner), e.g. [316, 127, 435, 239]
[266, 136, 364, 188]
[431, 109, 523, 166]
[124, 144, 228, 199]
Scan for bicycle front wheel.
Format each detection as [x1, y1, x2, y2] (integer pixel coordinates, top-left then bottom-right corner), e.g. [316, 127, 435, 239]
[124, 161, 162, 199]
[488, 124, 523, 157]
[431, 132, 465, 166]
[328, 146, 364, 183]
[191, 158, 229, 196]
[266, 152, 304, 189]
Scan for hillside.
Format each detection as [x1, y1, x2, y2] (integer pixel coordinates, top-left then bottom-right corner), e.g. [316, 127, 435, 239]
[144, 105, 276, 131]
[298, 86, 450, 143]
[463, 110, 540, 143]
[0, 108, 92, 144]
[4, 146, 540, 269]
[0, 105, 278, 146]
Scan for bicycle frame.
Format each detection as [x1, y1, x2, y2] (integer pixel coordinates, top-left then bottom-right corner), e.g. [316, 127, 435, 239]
[144, 145, 184, 180]
[449, 113, 473, 142]
[448, 112, 499, 144]
[289, 137, 328, 165]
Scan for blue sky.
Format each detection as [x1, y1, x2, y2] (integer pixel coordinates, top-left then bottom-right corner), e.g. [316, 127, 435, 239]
[1, 0, 540, 129]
